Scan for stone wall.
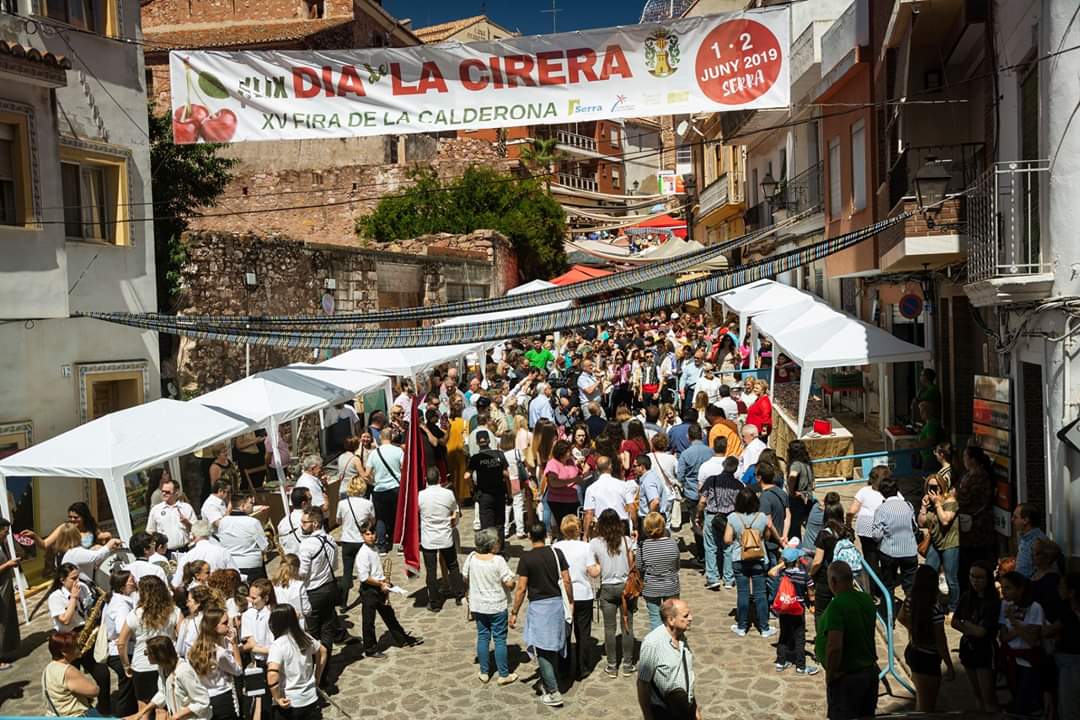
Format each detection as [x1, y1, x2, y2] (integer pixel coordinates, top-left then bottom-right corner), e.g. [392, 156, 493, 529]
[176, 229, 515, 392]
[185, 151, 519, 246]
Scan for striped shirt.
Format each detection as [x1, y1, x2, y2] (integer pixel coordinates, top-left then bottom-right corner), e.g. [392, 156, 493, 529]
[870, 496, 919, 558]
[639, 536, 681, 598]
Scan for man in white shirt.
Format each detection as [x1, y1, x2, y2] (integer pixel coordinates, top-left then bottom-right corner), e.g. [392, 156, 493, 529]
[216, 494, 269, 582]
[125, 531, 169, 584]
[582, 456, 638, 538]
[295, 455, 328, 516]
[200, 480, 230, 528]
[736, 424, 768, 481]
[171, 520, 238, 588]
[297, 508, 338, 665]
[527, 383, 555, 429]
[417, 468, 464, 612]
[277, 487, 310, 557]
[354, 522, 422, 659]
[577, 359, 603, 414]
[146, 479, 196, 553]
[717, 384, 740, 424]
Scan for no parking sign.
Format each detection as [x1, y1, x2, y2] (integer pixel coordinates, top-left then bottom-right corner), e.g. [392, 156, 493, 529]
[898, 293, 923, 320]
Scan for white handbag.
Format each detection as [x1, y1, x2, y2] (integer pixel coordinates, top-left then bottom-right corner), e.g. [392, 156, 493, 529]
[551, 547, 573, 624]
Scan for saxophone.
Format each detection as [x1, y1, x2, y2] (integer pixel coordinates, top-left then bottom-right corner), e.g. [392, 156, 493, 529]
[78, 587, 107, 656]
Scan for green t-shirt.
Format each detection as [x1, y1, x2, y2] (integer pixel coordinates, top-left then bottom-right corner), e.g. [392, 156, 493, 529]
[525, 348, 554, 371]
[814, 589, 878, 675]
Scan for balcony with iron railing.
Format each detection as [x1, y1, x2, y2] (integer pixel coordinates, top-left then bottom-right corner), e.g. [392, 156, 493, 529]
[698, 168, 746, 219]
[744, 161, 823, 230]
[556, 173, 598, 192]
[964, 159, 1053, 306]
[886, 143, 985, 212]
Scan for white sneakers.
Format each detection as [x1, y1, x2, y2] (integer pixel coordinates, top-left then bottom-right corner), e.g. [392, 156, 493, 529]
[541, 691, 564, 707]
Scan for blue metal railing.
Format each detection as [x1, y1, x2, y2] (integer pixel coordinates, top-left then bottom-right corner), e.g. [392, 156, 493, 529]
[810, 449, 913, 486]
[857, 553, 916, 698]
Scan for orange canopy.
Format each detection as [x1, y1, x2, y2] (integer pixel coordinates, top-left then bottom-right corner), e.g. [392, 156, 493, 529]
[549, 264, 614, 285]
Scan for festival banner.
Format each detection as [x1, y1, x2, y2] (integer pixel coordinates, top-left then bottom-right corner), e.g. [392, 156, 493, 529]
[168, 7, 790, 144]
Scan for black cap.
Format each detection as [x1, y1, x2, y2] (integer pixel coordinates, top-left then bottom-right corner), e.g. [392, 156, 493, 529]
[476, 396, 492, 409]
[476, 430, 490, 443]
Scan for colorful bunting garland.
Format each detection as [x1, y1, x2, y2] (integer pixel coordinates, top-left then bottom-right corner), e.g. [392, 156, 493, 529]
[80, 213, 908, 350]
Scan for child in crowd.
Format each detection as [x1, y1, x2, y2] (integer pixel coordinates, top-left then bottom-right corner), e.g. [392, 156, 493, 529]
[769, 544, 817, 675]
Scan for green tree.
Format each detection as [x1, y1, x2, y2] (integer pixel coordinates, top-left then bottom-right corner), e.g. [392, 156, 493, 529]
[149, 106, 236, 311]
[518, 137, 564, 189]
[358, 166, 567, 281]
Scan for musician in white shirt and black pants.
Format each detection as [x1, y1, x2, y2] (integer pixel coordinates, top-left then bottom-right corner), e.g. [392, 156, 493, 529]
[217, 494, 270, 583]
[296, 508, 338, 688]
[355, 521, 423, 658]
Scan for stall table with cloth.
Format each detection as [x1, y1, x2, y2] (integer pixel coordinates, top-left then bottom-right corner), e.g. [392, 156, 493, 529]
[771, 405, 855, 479]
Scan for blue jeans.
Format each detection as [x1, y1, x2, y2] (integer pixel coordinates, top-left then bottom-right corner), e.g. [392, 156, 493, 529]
[764, 547, 780, 607]
[475, 611, 509, 677]
[924, 545, 959, 611]
[703, 512, 733, 585]
[734, 559, 770, 632]
[645, 597, 667, 631]
[536, 648, 559, 693]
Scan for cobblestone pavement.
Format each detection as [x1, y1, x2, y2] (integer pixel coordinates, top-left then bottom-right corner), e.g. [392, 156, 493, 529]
[1, 501, 980, 719]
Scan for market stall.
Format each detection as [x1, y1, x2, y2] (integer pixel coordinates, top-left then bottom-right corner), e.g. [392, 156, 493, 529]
[755, 300, 930, 437]
[770, 402, 855, 478]
[712, 279, 821, 342]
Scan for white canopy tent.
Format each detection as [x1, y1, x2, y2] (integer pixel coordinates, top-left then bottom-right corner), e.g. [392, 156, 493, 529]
[321, 342, 482, 379]
[0, 399, 250, 542]
[194, 367, 392, 510]
[713, 279, 817, 340]
[749, 291, 931, 433]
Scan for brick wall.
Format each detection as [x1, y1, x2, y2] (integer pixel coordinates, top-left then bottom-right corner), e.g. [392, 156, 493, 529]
[176, 229, 514, 391]
[142, 0, 351, 27]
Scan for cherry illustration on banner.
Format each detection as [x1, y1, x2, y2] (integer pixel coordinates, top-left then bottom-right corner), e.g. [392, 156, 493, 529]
[695, 19, 783, 105]
[173, 57, 237, 143]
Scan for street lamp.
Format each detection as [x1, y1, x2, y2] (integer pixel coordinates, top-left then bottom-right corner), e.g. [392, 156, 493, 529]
[759, 170, 779, 202]
[914, 158, 952, 228]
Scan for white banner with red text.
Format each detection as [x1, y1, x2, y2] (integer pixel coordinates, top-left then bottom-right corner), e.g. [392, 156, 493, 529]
[168, 7, 789, 144]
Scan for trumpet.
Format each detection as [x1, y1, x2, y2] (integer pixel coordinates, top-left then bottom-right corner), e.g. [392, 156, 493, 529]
[265, 521, 287, 563]
[78, 587, 107, 656]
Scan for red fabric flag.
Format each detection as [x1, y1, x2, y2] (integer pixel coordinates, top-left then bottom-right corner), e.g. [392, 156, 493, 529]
[394, 395, 424, 578]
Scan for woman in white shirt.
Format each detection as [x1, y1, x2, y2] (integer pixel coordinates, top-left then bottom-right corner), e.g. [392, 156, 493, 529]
[116, 575, 182, 711]
[587, 508, 636, 677]
[462, 528, 517, 685]
[47, 563, 93, 635]
[241, 579, 276, 720]
[336, 476, 375, 609]
[178, 585, 219, 659]
[104, 569, 138, 717]
[848, 466, 892, 592]
[502, 432, 527, 540]
[553, 515, 596, 681]
[131, 636, 211, 720]
[267, 605, 323, 719]
[272, 554, 309, 628]
[188, 607, 243, 720]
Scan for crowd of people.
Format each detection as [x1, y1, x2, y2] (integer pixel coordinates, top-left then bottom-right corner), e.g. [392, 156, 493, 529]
[3, 310, 1079, 719]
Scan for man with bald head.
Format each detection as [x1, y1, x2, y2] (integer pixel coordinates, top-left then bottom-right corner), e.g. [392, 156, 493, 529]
[637, 598, 699, 719]
[815, 561, 879, 719]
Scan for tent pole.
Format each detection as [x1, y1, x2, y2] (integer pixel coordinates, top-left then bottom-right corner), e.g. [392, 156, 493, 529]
[267, 422, 291, 522]
[103, 470, 135, 542]
[797, 365, 814, 438]
[168, 457, 183, 496]
[0, 471, 31, 624]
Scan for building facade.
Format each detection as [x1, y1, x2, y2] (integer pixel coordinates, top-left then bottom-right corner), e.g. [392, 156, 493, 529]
[0, 0, 161, 568]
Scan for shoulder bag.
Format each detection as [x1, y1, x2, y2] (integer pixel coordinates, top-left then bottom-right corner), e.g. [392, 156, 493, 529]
[375, 447, 400, 484]
[621, 537, 643, 631]
[652, 455, 683, 530]
[551, 547, 573, 625]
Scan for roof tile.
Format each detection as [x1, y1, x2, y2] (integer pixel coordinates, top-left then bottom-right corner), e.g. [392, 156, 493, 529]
[0, 41, 72, 70]
[144, 17, 353, 51]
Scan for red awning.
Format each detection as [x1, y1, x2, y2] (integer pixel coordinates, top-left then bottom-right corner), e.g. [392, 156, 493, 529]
[627, 213, 687, 239]
[549, 264, 614, 285]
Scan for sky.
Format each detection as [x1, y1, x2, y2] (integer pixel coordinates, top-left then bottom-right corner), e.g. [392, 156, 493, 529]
[383, 0, 645, 38]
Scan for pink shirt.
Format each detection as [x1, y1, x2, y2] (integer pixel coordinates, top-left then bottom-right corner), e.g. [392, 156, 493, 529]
[543, 458, 580, 504]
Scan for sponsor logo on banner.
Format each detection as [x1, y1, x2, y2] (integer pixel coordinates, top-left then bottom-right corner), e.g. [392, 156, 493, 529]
[168, 7, 791, 143]
[568, 99, 603, 115]
[610, 94, 634, 113]
[644, 28, 681, 77]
